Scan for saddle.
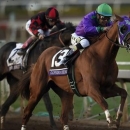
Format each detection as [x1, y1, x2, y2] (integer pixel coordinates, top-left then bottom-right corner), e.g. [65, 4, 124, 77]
[7, 39, 39, 72]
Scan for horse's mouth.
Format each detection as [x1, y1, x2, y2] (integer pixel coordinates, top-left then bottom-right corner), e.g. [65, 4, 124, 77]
[125, 33, 130, 47]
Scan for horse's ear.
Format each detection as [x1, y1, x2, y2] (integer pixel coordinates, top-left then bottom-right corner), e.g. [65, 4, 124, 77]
[115, 14, 124, 22]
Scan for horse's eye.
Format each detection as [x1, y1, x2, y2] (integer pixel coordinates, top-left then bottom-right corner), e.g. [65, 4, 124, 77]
[120, 25, 128, 34]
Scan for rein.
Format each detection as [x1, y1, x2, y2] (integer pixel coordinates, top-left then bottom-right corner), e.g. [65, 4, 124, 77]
[49, 28, 66, 37]
[28, 28, 67, 52]
[45, 27, 66, 46]
[105, 30, 127, 48]
[59, 33, 65, 46]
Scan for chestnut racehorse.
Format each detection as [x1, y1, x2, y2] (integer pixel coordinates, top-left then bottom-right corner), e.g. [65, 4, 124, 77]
[0, 22, 75, 130]
[19, 15, 130, 130]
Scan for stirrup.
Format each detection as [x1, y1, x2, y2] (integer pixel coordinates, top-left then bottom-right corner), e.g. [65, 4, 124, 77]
[17, 49, 26, 55]
[66, 49, 76, 58]
[63, 55, 73, 66]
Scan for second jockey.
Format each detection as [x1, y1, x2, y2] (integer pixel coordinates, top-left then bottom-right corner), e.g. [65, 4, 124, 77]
[17, 7, 63, 55]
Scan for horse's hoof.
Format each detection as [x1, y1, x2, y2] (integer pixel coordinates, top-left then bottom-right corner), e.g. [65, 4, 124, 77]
[21, 125, 26, 130]
[63, 125, 69, 130]
[0, 116, 5, 130]
[107, 120, 119, 130]
[115, 119, 120, 129]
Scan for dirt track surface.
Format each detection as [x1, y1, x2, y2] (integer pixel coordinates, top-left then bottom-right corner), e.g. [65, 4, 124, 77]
[1, 112, 130, 130]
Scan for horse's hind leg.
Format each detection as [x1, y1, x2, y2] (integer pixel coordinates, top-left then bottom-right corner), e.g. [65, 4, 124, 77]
[51, 83, 73, 130]
[102, 83, 127, 128]
[42, 92, 57, 130]
[60, 93, 73, 130]
[21, 77, 49, 130]
[0, 78, 19, 129]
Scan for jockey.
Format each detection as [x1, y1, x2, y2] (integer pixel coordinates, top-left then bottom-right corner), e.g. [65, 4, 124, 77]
[64, 3, 113, 63]
[17, 7, 63, 55]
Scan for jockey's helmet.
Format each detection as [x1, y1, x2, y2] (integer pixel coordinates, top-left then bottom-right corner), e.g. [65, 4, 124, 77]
[96, 3, 112, 17]
[45, 7, 59, 21]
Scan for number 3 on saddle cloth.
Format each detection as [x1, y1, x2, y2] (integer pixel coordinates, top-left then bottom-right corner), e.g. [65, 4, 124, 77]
[49, 47, 80, 75]
[49, 47, 81, 96]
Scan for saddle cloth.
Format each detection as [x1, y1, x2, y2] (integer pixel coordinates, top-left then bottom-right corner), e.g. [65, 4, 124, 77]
[7, 43, 24, 71]
[49, 48, 70, 76]
[49, 47, 82, 96]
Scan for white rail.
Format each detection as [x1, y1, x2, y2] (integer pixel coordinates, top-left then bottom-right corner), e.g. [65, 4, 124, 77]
[117, 62, 130, 65]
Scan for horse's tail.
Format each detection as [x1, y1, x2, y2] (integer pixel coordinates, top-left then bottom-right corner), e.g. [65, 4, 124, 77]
[18, 65, 34, 100]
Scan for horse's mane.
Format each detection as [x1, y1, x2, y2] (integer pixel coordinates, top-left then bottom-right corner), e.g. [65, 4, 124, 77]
[51, 22, 76, 33]
[43, 22, 76, 43]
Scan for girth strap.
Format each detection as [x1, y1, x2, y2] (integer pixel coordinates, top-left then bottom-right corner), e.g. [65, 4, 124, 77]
[67, 65, 82, 97]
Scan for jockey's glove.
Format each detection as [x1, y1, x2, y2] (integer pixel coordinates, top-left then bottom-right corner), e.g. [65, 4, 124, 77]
[101, 26, 111, 32]
[38, 33, 45, 40]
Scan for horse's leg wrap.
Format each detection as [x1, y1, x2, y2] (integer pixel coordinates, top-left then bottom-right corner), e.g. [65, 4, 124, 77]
[63, 125, 69, 130]
[105, 110, 117, 128]
[1, 116, 5, 129]
[104, 110, 111, 123]
[21, 125, 26, 130]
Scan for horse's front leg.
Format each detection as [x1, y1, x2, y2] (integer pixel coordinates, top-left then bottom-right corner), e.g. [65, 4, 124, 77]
[88, 84, 117, 128]
[1, 92, 19, 129]
[103, 84, 127, 129]
[60, 93, 74, 130]
[0, 81, 19, 129]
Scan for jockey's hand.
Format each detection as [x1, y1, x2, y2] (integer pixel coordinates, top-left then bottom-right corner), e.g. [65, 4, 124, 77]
[102, 26, 110, 32]
[38, 33, 45, 40]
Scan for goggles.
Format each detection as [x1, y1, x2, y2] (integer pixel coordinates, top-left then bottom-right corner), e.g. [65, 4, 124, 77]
[46, 17, 57, 22]
[100, 15, 111, 21]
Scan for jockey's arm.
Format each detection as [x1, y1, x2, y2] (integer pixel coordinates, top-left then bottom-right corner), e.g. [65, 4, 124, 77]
[83, 18, 101, 35]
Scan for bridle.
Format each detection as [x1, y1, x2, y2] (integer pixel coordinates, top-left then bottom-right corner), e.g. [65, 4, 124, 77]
[105, 24, 129, 49]
[105, 31, 127, 48]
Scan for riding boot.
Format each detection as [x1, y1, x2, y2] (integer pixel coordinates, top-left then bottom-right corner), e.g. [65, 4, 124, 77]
[66, 45, 78, 58]
[17, 37, 34, 55]
[63, 43, 83, 65]
[63, 45, 78, 66]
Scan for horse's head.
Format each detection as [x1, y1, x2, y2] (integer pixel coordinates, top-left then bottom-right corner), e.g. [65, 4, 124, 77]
[115, 14, 130, 49]
[51, 22, 76, 46]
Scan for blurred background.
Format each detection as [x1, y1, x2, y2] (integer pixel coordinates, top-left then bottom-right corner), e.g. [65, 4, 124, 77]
[0, 0, 130, 43]
[0, 0, 130, 121]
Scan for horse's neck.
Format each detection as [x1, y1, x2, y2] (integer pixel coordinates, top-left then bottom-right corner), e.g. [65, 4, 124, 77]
[64, 35, 71, 46]
[93, 23, 119, 61]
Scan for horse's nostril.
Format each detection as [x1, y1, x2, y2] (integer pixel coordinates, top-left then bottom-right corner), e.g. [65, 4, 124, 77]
[128, 38, 130, 43]
[126, 38, 130, 43]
